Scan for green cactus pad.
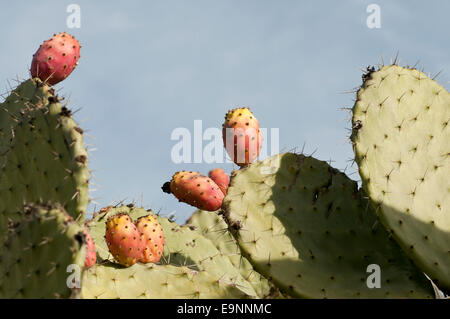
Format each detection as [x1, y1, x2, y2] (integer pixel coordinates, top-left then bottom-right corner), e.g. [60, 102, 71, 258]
[187, 210, 280, 298]
[0, 78, 89, 242]
[351, 65, 450, 289]
[86, 205, 259, 298]
[222, 153, 434, 298]
[81, 263, 247, 299]
[0, 203, 85, 298]
[0, 79, 52, 166]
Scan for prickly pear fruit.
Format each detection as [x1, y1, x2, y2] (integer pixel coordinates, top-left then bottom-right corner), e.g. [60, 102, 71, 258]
[222, 107, 262, 166]
[105, 213, 144, 267]
[208, 168, 229, 195]
[136, 215, 165, 263]
[162, 171, 224, 211]
[83, 228, 97, 268]
[30, 32, 81, 85]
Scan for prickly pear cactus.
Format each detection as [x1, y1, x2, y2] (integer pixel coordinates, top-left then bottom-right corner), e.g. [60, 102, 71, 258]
[81, 263, 247, 299]
[351, 65, 450, 289]
[0, 203, 85, 298]
[187, 210, 282, 298]
[86, 205, 260, 298]
[0, 78, 89, 244]
[222, 153, 435, 298]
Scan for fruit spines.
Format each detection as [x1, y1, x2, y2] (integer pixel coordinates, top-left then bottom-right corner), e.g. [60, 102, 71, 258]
[30, 32, 81, 85]
[208, 168, 230, 195]
[222, 107, 263, 166]
[136, 215, 165, 263]
[105, 213, 144, 267]
[162, 171, 224, 211]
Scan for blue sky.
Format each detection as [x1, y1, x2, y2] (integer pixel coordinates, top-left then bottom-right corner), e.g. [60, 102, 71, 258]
[0, 1, 448, 223]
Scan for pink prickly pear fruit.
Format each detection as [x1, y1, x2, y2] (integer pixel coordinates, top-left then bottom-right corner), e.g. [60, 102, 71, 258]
[30, 32, 81, 85]
[222, 107, 263, 167]
[83, 228, 97, 268]
[105, 213, 144, 267]
[208, 168, 229, 195]
[136, 215, 165, 263]
[162, 171, 224, 211]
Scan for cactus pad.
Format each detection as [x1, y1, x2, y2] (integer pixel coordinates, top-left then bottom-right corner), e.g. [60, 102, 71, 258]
[0, 79, 52, 167]
[0, 78, 89, 242]
[187, 210, 279, 298]
[0, 204, 85, 298]
[351, 65, 450, 289]
[222, 153, 434, 298]
[81, 263, 247, 299]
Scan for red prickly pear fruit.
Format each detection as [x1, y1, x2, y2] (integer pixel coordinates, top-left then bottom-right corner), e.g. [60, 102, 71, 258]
[105, 213, 144, 267]
[83, 228, 96, 268]
[222, 107, 263, 167]
[162, 171, 224, 211]
[30, 32, 81, 85]
[135, 215, 165, 263]
[208, 168, 229, 195]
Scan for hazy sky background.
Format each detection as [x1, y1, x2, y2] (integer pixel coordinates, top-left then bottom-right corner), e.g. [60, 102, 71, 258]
[0, 1, 448, 223]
